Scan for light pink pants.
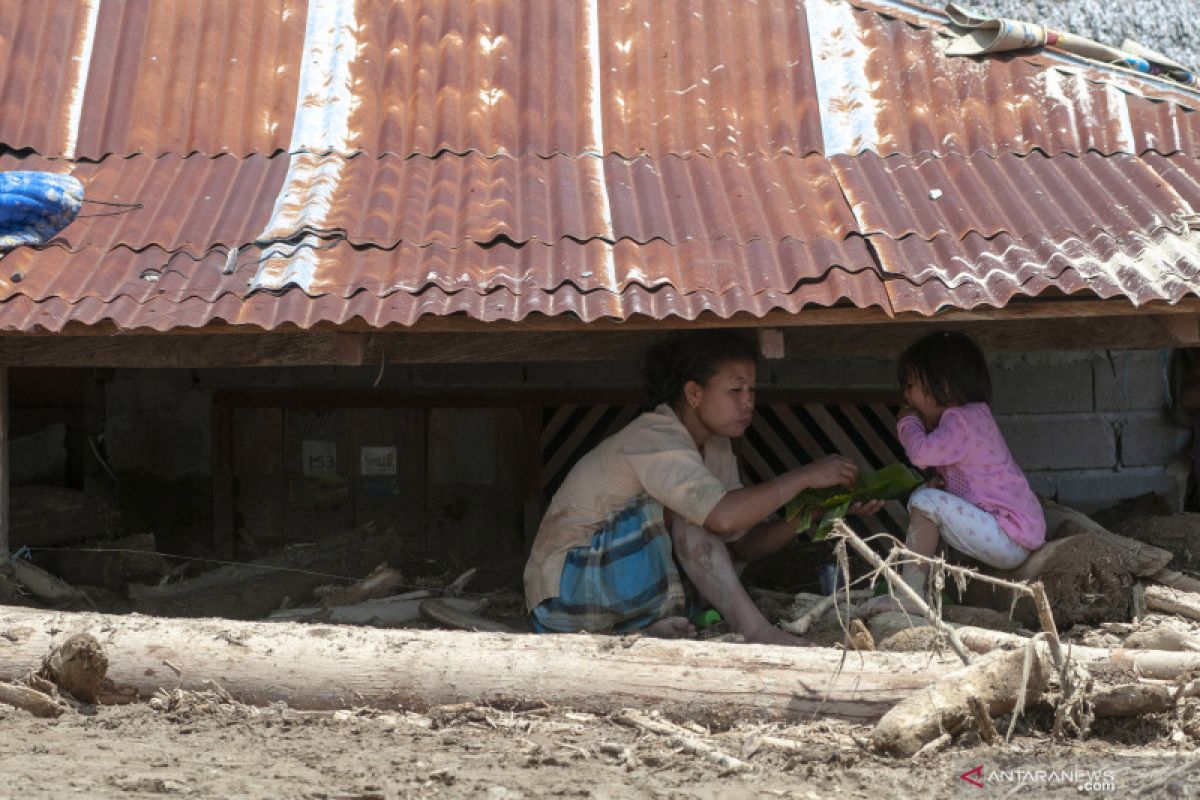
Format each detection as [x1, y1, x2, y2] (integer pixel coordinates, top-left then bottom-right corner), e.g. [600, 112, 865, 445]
[908, 487, 1030, 570]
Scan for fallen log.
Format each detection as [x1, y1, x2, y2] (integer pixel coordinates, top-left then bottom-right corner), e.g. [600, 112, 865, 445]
[1042, 500, 1173, 576]
[1124, 625, 1200, 652]
[1144, 584, 1200, 623]
[1150, 568, 1200, 594]
[0, 682, 65, 718]
[0, 606, 960, 722]
[1090, 683, 1173, 717]
[11, 559, 94, 609]
[871, 648, 1047, 757]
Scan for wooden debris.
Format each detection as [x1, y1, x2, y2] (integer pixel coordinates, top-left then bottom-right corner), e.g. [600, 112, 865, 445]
[615, 710, 753, 773]
[445, 568, 478, 597]
[267, 589, 435, 624]
[315, 563, 405, 607]
[780, 590, 871, 636]
[845, 619, 875, 651]
[1090, 683, 1173, 717]
[1042, 500, 1173, 576]
[11, 559, 94, 609]
[0, 681, 66, 718]
[1124, 625, 1200, 652]
[419, 598, 521, 633]
[967, 695, 997, 744]
[1145, 584, 1200, 623]
[1150, 568, 1200, 594]
[129, 522, 408, 620]
[871, 648, 1047, 758]
[37, 632, 108, 703]
[1132, 582, 1147, 623]
[912, 732, 953, 759]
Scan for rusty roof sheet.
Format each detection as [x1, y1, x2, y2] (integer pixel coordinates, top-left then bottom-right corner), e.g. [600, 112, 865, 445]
[0, 236, 883, 303]
[1, 0, 1200, 333]
[40, 152, 856, 253]
[833, 151, 1194, 241]
[878, 228, 1200, 315]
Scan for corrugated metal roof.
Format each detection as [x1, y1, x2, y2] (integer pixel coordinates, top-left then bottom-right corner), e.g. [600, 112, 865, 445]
[0, 0, 1199, 332]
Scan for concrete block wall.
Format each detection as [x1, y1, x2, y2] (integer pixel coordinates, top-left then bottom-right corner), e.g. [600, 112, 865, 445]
[990, 351, 1190, 513]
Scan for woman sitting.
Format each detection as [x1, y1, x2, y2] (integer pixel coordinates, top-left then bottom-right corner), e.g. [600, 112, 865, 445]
[523, 331, 880, 645]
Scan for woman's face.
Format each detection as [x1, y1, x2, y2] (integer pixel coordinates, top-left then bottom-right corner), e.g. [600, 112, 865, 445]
[686, 359, 757, 438]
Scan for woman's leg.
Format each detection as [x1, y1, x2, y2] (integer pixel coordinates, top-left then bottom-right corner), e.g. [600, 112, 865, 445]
[670, 517, 811, 646]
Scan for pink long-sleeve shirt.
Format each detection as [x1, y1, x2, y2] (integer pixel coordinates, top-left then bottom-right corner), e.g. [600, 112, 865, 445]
[897, 402, 1045, 550]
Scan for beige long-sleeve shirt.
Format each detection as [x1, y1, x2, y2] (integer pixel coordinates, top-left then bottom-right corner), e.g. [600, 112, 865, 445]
[524, 404, 742, 609]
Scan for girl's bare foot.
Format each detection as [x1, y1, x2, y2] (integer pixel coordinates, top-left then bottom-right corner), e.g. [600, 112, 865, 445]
[644, 616, 697, 639]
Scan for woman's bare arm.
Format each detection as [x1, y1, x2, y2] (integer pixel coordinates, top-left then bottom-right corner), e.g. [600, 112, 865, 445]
[703, 454, 859, 537]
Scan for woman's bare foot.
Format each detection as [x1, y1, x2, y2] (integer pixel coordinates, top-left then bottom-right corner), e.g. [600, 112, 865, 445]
[742, 623, 816, 647]
[644, 616, 697, 639]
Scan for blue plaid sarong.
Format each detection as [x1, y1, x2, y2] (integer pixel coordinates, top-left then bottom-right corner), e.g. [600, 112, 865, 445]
[531, 499, 688, 634]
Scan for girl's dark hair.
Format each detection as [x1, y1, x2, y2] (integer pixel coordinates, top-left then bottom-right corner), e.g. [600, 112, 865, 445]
[645, 331, 759, 406]
[897, 330, 991, 406]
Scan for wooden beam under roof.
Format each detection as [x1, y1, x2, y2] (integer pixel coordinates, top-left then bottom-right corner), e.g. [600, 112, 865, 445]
[0, 312, 1192, 367]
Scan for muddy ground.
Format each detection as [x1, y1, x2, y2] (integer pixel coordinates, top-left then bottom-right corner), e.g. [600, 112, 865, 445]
[2, 694, 1199, 799]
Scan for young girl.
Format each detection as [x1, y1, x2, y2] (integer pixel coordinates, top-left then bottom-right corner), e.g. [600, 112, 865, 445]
[882, 331, 1045, 607]
[523, 331, 881, 646]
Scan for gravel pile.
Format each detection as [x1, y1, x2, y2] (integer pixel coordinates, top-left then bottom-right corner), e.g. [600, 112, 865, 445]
[983, 0, 1200, 69]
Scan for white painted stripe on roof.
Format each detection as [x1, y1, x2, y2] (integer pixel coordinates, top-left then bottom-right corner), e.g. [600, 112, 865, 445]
[63, 0, 101, 159]
[805, 0, 885, 156]
[584, 0, 618, 293]
[1109, 85, 1136, 154]
[252, 0, 361, 293]
[1038, 69, 1135, 154]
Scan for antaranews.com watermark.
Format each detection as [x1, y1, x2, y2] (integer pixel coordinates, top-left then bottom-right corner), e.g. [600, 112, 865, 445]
[959, 764, 1117, 792]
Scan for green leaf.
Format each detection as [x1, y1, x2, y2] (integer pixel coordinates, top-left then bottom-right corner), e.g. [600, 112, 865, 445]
[787, 463, 924, 537]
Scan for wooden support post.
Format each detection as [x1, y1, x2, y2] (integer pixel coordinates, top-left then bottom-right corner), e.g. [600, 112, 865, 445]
[521, 405, 544, 554]
[211, 403, 235, 558]
[0, 367, 7, 558]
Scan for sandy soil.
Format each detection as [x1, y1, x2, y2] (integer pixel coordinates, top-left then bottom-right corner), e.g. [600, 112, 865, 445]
[2, 695, 1199, 799]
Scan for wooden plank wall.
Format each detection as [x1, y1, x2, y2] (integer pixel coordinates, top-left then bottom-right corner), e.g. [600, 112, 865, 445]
[215, 393, 911, 557]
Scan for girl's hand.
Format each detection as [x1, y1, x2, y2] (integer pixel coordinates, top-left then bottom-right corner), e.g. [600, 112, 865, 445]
[798, 455, 858, 489]
[897, 405, 919, 420]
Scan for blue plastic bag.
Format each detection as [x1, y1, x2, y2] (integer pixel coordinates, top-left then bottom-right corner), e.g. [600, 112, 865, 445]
[0, 172, 84, 250]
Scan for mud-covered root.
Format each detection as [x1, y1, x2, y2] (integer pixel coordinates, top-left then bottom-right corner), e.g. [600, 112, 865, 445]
[870, 648, 1047, 758]
[38, 633, 108, 703]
